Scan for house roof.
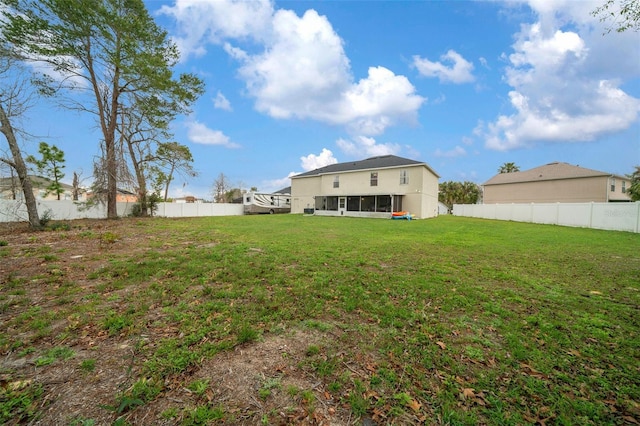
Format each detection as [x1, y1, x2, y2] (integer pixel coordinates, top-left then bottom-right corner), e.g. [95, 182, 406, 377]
[291, 155, 439, 178]
[0, 175, 76, 191]
[483, 162, 618, 186]
[274, 186, 291, 194]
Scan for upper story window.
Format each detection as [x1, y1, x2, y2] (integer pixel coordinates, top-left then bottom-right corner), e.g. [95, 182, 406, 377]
[622, 181, 626, 193]
[611, 178, 616, 192]
[370, 172, 378, 186]
[333, 175, 339, 188]
[400, 170, 409, 185]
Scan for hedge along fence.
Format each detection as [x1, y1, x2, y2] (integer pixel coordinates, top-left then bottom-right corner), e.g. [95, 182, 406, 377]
[453, 202, 640, 233]
[0, 199, 244, 222]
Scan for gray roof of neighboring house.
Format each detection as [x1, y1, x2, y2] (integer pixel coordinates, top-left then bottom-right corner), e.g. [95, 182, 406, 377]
[483, 162, 619, 186]
[291, 155, 439, 178]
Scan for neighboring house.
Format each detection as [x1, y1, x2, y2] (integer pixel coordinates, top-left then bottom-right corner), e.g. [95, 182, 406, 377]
[0, 175, 87, 201]
[482, 162, 632, 204]
[86, 188, 138, 203]
[290, 155, 440, 219]
[175, 196, 200, 203]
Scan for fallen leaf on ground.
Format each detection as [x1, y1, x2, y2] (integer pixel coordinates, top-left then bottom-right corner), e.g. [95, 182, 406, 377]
[408, 398, 422, 412]
[462, 388, 475, 399]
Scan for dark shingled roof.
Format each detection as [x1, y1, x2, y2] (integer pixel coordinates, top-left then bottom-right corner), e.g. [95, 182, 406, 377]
[292, 155, 439, 178]
[483, 162, 613, 186]
[274, 186, 291, 194]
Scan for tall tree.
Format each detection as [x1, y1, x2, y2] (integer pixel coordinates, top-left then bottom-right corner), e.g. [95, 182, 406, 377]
[627, 166, 640, 201]
[212, 173, 231, 203]
[118, 105, 158, 216]
[498, 162, 520, 174]
[152, 141, 197, 202]
[26, 141, 65, 200]
[1, 0, 204, 219]
[0, 45, 40, 228]
[72, 171, 81, 201]
[592, 0, 640, 33]
[439, 180, 481, 210]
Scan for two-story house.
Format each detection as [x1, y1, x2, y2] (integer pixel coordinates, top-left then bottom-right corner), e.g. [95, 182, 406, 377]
[482, 162, 632, 204]
[290, 155, 440, 219]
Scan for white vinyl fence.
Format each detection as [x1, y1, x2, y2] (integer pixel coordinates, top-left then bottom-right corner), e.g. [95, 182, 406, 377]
[453, 202, 640, 233]
[0, 199, 244, 223]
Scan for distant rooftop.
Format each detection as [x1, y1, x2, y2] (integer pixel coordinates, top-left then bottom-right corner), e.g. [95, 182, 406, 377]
[483, 162, 617, 186]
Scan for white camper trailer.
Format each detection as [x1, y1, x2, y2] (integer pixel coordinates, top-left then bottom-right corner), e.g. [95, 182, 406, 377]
[243, 191, 291, 214]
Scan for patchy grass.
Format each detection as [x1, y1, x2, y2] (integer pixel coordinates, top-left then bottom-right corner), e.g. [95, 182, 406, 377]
[0, 215, 638, 425]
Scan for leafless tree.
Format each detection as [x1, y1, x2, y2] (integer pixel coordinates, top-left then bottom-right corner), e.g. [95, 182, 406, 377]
[212, 173, 231, 203]
[0, 48, 40, 228]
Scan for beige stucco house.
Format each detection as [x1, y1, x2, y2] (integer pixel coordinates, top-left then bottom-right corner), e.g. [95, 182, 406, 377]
[0, 175, 87, 201]
[482, 162, 632, 204]
[290, 155, 440, 219]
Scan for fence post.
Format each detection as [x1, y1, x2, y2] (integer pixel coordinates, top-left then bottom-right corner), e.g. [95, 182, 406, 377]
[530, 203, 534, 223]
[636, 202, 640, 234]
[589, 202, 593, 229]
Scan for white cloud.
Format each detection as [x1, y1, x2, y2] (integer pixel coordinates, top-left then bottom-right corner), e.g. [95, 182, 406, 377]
[480, 2, 640, 150]
[341, 67, 424, 135]
[336, 136, 400, 157]
[158, 0, 274, 61]
[213, 91, 232, 111]
[300, 148, 338, 171]
[238, 9, 352, 119]
[485, 82, 639, 151]
[412, 50, 475, 84]
[161, 1, 424, 136]
[185, 119, 240, 148]
[462, 136, 474, 146]
[434, 146, 467, 158]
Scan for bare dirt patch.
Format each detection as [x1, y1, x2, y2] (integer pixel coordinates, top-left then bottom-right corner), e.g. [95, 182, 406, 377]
[0, 219, 363, 425]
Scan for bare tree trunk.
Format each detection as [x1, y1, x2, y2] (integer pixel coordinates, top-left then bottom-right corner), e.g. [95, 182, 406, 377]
[72, 172, 79, 201]
[106, 137, 117, 219]
[163, 164, 175, 202]
[86, 35, 119, 220]
[125, 135, 149, 217]
[0, 103, 40, 228]
[10, 167, 17, 200]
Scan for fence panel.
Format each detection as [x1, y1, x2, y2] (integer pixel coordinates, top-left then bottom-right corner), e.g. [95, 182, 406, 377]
[1, 200, 243, 222]
[558, 203, 591, 228]
[591, 203, 639, 233]
[453, 202, 639, 233]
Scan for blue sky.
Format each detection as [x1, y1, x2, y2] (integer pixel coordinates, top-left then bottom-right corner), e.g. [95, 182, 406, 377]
[16, 0, 640, 199]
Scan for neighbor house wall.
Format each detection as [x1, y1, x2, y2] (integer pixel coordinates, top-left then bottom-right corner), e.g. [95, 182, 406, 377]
[608, 176, 633, 202]
[483, 176, 614, 204]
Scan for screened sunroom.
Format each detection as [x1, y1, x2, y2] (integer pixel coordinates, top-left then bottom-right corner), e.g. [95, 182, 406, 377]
[313, 195, 404, 217]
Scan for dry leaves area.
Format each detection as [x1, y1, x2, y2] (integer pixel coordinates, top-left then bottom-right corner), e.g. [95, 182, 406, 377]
[0, 220, 359, 425]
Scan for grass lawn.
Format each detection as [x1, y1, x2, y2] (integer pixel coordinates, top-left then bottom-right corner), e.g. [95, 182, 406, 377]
[1, 214, 638, 425]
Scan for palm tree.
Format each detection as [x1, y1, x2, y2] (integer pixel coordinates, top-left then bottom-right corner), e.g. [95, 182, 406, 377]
[627, 166, 640, 201]
[498, 162, 520, 173]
